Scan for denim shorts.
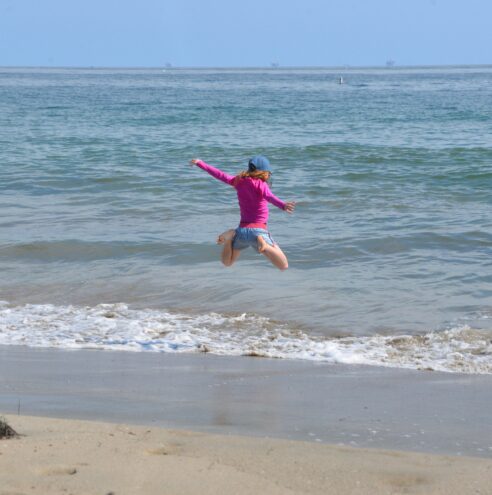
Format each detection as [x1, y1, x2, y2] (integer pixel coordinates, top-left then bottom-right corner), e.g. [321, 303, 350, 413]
[232, 227, 277, 253]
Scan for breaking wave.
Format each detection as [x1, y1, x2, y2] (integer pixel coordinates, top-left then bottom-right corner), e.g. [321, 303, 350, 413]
[0, 301, 491, 374]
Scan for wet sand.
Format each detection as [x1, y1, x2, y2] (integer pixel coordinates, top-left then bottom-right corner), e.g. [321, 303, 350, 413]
[0, 345, 491, 457]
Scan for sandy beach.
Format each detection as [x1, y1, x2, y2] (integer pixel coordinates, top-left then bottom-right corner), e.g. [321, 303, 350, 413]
[1, 414, 491, 495]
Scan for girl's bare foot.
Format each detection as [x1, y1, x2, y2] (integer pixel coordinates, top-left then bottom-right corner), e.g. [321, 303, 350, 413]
[217, 229, 236, 245]
[257, 235, 268, 253]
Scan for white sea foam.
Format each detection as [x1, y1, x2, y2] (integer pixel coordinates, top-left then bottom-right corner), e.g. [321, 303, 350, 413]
[0, 302, 491, 374]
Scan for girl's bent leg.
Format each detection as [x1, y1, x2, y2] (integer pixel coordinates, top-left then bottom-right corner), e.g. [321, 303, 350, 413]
[259, 243, 289, 271]
[221, 242, 241, 267]
[217, 229, 240, 267]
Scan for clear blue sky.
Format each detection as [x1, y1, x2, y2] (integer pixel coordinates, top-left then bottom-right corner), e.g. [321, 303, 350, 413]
[1, 0, 490, 67]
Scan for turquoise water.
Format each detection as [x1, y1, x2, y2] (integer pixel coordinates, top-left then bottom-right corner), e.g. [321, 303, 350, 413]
[1, 67, 491, 372]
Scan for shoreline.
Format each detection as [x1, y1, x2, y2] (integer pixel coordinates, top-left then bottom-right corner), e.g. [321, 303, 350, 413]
[1, 414, 492, 495]
[1, 345, 491, 458]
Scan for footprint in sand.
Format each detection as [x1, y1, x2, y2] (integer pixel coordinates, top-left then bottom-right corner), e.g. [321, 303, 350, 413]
[385, 472, 430, 489]
[146, 447, 170, 456]
[36, 466, 77, 476]
[146, 441, 183, 456]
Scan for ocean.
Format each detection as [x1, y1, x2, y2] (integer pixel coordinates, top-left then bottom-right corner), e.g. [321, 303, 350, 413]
[1, 66, 491, 373]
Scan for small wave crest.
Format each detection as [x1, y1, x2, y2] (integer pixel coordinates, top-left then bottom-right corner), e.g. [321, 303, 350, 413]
[0, 302, 490, 374]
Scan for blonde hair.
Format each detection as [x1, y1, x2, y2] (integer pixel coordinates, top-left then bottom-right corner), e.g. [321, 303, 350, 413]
[234, 170, 270, 186]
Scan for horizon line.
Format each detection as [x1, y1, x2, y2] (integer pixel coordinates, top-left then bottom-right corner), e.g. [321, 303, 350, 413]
[1, 63, 491, 71]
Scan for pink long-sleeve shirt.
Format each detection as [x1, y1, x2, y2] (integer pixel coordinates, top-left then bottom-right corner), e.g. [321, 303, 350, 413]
[195, 160, 286, 225]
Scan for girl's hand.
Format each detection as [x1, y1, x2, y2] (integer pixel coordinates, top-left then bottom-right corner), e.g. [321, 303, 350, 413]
[189, 158, 200, 166]
[284, 201, 296, 214]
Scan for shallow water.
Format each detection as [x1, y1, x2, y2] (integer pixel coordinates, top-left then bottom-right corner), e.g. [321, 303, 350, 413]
[1, 66, 491, 372]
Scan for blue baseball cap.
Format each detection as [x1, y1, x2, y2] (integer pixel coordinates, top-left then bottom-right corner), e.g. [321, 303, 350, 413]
[248, 155, 272, 173]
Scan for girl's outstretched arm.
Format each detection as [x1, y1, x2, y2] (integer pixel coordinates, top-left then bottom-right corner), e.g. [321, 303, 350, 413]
[261, 182, 296, 213]
[190, 158, 235, 186]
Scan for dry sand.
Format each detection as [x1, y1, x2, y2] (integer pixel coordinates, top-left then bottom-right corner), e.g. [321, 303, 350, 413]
[1, 415, 491, 495]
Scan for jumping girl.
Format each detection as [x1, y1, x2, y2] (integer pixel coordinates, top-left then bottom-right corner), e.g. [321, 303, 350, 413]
[190, 156, 295, 271]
